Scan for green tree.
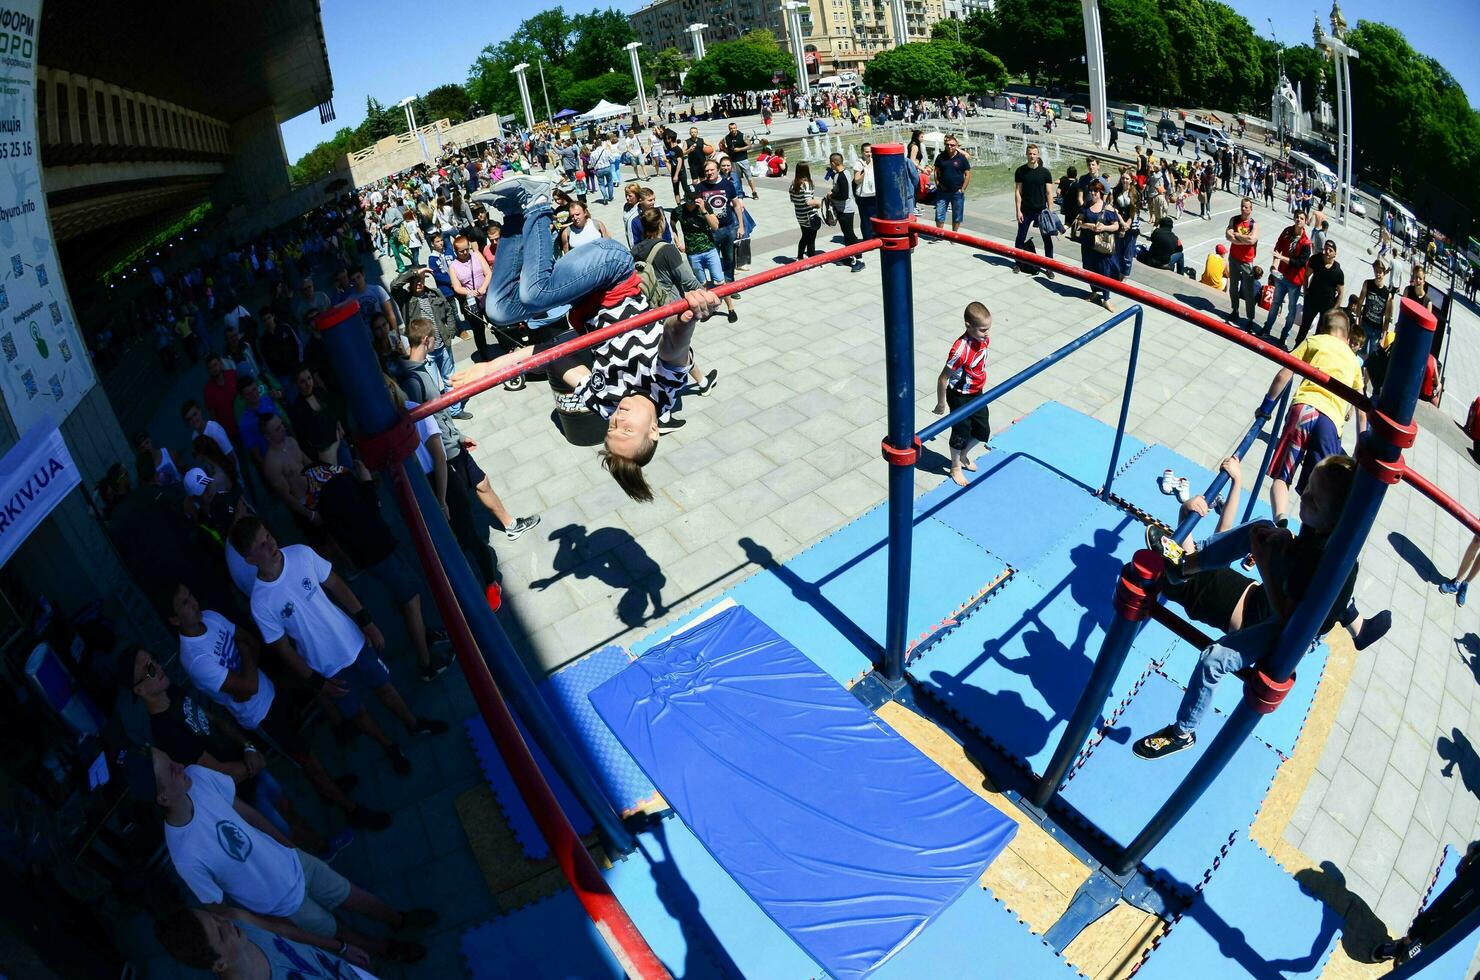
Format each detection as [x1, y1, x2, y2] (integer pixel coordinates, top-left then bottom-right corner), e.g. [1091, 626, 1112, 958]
[930, 39, 1008, 92]
[863, 43, 969, 99]
[1099, 0, 1177, 103]
[562, 72, 637, 111]
[684, 36, 793, 95]
[418, 84, 472, 124]
[973, 0, 1081, 86]
[1278, 44, 1327, 112]
[649, 47, 688, 91]
[567, 9, 637, 80]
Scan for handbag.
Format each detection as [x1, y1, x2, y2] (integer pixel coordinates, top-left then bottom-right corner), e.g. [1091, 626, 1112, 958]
[1036, 209, 1064, 237]
[1093, 229, 1115, 255]
[821, 197, 837, 227]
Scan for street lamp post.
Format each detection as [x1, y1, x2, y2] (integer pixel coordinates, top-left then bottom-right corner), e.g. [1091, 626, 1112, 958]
[625, 41, 650, 120]
[1080, 0, 1108, 147]
[536, 59, 553, 125]
[889, 0, 908, 46]
[1319, 30, 1359, 225]
[781, 2, 811, 99]
[510, 63, 536, 133]
[397, 96, 428, 162]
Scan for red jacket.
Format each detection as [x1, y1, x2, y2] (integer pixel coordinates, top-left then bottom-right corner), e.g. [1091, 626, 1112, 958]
[1273, 227, 1312, 286]
[202, 370, 239, 439]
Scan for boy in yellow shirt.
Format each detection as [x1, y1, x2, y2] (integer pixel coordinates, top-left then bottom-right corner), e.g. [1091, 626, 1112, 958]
[1259, 309, 1364, 525]
[1200, 244, 1228, 290]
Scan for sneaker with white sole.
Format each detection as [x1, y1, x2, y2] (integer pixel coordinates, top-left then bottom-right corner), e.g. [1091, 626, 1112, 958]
[1144, 525, 1188, 581]
[1174, 477, 1192, 503]
[1132, 725, 1196, 760]
[505, 514, 541, 541]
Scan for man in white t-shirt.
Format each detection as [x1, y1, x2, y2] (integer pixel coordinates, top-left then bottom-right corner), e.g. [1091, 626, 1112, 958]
[139, 749, 433, 963]
[169, 583, 389, 831]
[230, 516, 448, 776]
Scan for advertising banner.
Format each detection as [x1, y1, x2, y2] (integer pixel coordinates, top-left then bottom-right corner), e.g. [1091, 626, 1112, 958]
[0, 1, 95, 429]
[0, 416, 82, 567]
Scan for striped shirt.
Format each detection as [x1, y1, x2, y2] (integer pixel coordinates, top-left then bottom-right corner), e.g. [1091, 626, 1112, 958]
[790, 181, 820, 227]
[945, 333, 990, 395]
[570, 274, 687, 421]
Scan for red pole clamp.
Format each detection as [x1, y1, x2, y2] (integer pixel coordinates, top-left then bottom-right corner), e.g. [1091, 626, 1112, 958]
[880, 436, 923, 467]
[871, 217, 917, 251]
[1365, 411, 1418, 449]
[1114, 549, 1165, 621]
[356, 414, 420, 470]
[1355, 443, 1406, 485]
[1241, 667, 1295, 714]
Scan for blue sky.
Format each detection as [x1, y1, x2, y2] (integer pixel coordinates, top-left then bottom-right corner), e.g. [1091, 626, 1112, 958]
[279, 0, 1477, 164]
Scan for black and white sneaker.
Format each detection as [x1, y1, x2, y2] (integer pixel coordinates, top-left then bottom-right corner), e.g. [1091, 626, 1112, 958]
[451, 410, 474, 421]
[505, 515, 541, 541]
[410, 718, 450, 737]
[1132, 725, 1196, 760]
[386, 745, 412, 775]
[1144, 525, 1187, 579]
[425, 628, 451, 652]
[694, 370, 719, 395]
[419, 658, 450, 682]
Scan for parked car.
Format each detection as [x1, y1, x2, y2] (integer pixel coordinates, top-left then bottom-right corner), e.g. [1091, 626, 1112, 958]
[1156, 116, 1185, 149]
[1122, 110, 1146, 137]
[1069, 105, 1088, 123]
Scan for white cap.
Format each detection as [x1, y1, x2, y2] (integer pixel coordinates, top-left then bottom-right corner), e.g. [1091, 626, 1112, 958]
[183, 468, 213, 498]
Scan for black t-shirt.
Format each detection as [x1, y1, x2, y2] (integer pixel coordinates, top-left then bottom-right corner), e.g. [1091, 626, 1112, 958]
[1059, 176, 1082, 216]
[151, 687, 244, 767]
[1014, 163, 1053, 211]
[315, 470, 397, 567]
[722, 131, 748, 161]
[935, 151, 971, 193]
[685, 137, 708, 177]
[286, 393, 340, 457]
[1287, 529, 1358, 636]
[1305, 259, 1345, 312]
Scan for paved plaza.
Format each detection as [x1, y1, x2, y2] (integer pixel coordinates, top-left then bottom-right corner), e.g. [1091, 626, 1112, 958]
[128, 111, 1480, 977]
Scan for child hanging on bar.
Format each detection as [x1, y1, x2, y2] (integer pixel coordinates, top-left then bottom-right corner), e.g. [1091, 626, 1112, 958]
[450, 176, 720, 502]
[1132, 452, 1388, 760]
[931, 303, 993, 487]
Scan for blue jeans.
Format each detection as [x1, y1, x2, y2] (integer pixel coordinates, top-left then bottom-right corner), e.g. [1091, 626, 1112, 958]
[247, 769, 291, 840]
[429, 342, 462, 413]
[858, 197, 877, 238]
[1172, 519, 1298, 734]
[1014, 209, 1055, 258]
[1264, 274, 1301, 335]
[596, 167, 615, 203]
[688, 247, 724, 285]
[485, 199, 634, 327]
[712, 224, 738, 282]
[935, 190, 965, 225]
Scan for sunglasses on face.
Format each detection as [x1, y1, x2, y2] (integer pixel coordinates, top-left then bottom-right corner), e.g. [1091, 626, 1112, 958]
[135, 661, 158, 687]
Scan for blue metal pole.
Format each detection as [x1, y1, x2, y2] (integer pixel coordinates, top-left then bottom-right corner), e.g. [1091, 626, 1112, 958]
[1112, 298, 1436, 876]
[313, 301, 636, 855]
[1243, 383, 1292, 524]
[1169, 399, 1279, 545]
[1382, 900, 1480, 979]
[874, 143, 916, 687]
[1101, 308, 1142, 499]
[1032, 550, 1163, 807]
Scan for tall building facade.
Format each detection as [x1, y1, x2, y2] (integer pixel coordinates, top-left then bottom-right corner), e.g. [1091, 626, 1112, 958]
[630, 0, 947, 79]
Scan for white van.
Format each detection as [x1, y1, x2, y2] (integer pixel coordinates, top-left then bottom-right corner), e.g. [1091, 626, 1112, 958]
[1379, 194, 1419, 243]
[815, 75, 855, 93]
[1183, 119, 1229, 154]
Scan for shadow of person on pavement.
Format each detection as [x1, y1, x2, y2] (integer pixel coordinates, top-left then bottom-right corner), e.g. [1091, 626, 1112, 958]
[529, 523, 667, 627]
[1293, 860, 1390, 963]
[1388, 531, 1444, 584]
[1437, 727, 1480, 797]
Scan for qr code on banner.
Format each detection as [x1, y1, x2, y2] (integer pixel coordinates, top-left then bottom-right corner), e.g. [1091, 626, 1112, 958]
[10, 255, 21, 277]
[48, 301, 60, 324]
[58, 338, 71, 362]
[48, 374, 61, 399]
[20, 368, 36, 398]
[0, 332, 14, 362]
[36, 264, 47, 286]
[0, 285, 10, 312]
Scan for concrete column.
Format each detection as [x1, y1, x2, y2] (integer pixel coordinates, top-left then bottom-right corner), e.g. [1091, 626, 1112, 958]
[212, 104, 291, 211]
[687, 24, 709, 113]
[39, 68, 58, 145]
[626, 42, 649, 119]
[1081, 0, 1107, 147]
[1342, 52, 1356, 224]
[1331, 48, 1345, 224]
[889, 0, 908, 46]
[510, 64, 535, 132]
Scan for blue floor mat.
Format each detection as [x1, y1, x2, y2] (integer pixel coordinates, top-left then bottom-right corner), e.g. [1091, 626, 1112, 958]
[590, 606, 1018, 980]
[1132, 839, 1341, 980]
[908, 573, 1174, 779]
[464, 716, 594, 861]
[633, 505, 1009, 685]
[915, 452, 1105, 579]
[1058, 672, 1283, 895]
[1108, 444, 1215, 530]
[1159, 640, 1330, 759]
[986, 401, 1147, 492]
[461, 890, 625, 979]
[540, 645, 657, 813]
[872, 884, 1084, 978]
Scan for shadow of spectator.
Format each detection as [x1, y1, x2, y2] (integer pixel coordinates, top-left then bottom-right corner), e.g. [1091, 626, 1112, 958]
[1458, 634, 1480, 686]
[529, 524, 666, 627]
[1173, 291, 1222, 316]
[1388, 531, 1444, 584]
[1293, 860, 1390, 962]
[1437, 727, 1480, 797]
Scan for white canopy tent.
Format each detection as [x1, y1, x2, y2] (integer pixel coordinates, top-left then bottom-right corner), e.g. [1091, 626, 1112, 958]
[577, 99, 631, 122]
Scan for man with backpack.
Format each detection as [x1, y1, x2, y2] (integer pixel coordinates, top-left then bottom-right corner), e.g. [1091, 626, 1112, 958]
[632, 207, 719, 395]
[1263, 211, 1312, 338]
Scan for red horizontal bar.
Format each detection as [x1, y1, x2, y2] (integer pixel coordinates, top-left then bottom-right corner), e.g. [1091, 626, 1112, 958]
[388, 465, 670, 980]
[1401, 464, 1480, 536]
[409, 238, 883, 422]
[909, 220, 1373, 414]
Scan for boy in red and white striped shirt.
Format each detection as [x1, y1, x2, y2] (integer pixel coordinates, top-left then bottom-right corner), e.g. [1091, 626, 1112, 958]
[932, 302, 993, 487]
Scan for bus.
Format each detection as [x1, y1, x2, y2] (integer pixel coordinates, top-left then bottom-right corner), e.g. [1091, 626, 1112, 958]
[1183, 119, 1230, 154]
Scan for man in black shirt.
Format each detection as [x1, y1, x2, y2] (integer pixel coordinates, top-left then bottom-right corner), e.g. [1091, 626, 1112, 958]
[120, 647, 341, 856]
[1290, 240, 1344, 349]
[285, 365, 345, 465]
[633, 206, 720, 392]
[684, 126, 709, 187]
[721, 122, 758, 199]
[1012, 144, 1057, 276]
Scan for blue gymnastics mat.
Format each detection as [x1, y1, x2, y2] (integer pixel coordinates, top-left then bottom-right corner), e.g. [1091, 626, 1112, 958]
[631, 505, 1009, 684]
[589, 605, 1018, 980]
[907, 572, 1173, 779]
[872, 884, 1084, 978]
[915, 451, 1106, 579]
[1058, 672, 1283, 894]
[985, 401, 1147, 492]
[464, 716, 594, 861]
[1131, 839, 1341, 980]
[1109, 443, 1215, 529]
[540, 645, 657, 815]
[461, 890, 627, 979]
[1406, 847, 1480, 980]
[1159, 640, 1330, 759]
